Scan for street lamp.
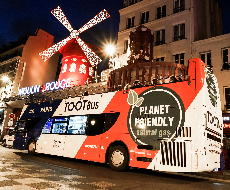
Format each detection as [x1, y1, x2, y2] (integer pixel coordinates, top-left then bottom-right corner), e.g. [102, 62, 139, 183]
[104, 43, 116, 56]
[1, 76, 10, 83]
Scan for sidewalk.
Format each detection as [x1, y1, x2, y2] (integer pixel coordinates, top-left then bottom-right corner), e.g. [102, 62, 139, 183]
[183, 169, 230, 182]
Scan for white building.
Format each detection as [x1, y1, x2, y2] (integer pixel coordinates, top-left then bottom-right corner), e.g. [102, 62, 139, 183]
[111, 0, 230, 113]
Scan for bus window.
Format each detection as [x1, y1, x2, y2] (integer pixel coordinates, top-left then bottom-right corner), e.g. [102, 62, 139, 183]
[104, 113, 120, 132]
[15, 118, 41, 132]
[42, 118, 53, 134]
[55, 118, 68, 122]
[52, 123, 67, 133]
[26, 118, 42, 132]
[15, 121, 26, 132]
[68, 116, 87, 134]
[51, 117, 68, 134]
[86, 114, 105, 136]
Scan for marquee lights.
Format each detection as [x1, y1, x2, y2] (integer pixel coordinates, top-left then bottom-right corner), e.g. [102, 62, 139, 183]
[39, 37, 72, 62]
[89, 67, 94, 76]
[76, 37, 102, 66]
[78, 9, 110, 33]
[69, 63, 76, 72]
[62, 63, 68, 73]
[19, 78, 71, 96]
[79, 64, 86, 74]
[39, 6, 110, 63]
[51, 6, 74, 32]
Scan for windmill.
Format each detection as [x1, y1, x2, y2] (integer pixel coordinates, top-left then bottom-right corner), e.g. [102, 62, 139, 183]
[39, 6, 110, 86]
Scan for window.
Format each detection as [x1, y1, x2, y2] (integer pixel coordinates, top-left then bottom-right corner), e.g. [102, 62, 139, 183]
[222, 48, 230, 70]
[225, 88, 230, 110]
[127, 16, 135, 29]
[200, 52, 212, 67]
[130, 0, 138, 5]
[173, 23, 185, 41]
[15, 121, 26, 132]
[155, 57, 165, 62]
[86, 113, 120, 136]
[124, 40, 129, 53]
[140, 11, 149, 24]
[15, 118, 41, 133]
[52, 123, 67, 134]
[52, 117, 68, 134]
[40, 113, 120, 136]
[155, 29, 165, 46]
[156, 5, 166, 19]
[174, 0, 185, 13]
[68, 116, 87, 134]
[42, 118, 53, 134]
[174, 53, 184, 65]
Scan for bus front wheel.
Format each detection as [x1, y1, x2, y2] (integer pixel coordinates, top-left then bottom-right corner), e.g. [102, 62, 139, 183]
[108, 145, 128, 171]
[2, 140, 6, 147]
[28, 139, 36, 154]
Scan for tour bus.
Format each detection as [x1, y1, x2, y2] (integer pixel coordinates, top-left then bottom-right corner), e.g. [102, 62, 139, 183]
[13, 58, 223, 172]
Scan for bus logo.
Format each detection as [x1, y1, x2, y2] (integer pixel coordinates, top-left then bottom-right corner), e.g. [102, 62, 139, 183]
[127, 87, 185, 149]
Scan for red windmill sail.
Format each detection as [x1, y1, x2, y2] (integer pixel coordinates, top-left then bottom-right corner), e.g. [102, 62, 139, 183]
[39, 6, 110, 86]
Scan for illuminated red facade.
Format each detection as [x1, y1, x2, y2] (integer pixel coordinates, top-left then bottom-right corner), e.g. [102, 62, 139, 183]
[58, 39, 92, 86]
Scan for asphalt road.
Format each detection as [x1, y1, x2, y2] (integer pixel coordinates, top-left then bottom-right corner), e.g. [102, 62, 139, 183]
[1, 146, 230, 189]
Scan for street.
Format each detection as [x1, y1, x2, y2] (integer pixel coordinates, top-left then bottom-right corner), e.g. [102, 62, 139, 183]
[0, 145, 230, 190]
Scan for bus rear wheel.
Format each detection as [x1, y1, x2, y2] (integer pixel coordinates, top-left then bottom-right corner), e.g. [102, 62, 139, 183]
[28, 139, 36, 154]
[108, 145, 128, 171]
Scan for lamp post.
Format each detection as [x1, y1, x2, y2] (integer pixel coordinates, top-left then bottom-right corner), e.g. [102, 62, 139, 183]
[1, 76, 10, 83]
[105, 43, 116, 57]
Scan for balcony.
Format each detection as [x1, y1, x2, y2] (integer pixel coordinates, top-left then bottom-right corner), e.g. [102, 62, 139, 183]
[107, 61, 188, 91]
[223, 63, 230, 70]
[140, 19, 148, 25]
[173, 5, 185, 14]
[122, 0, 143, 8]
[155, 40, 165, 46]
[173, 35, 185, 42]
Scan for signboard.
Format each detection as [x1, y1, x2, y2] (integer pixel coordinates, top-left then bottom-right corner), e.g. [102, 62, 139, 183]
[9, 113, 15, 119]
[127, 87, 185, 149]
[18, 78, 71, 96]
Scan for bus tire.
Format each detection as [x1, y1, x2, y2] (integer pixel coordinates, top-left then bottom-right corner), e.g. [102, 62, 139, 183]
[108, 145, 128, 171]
[28, 139, 36, 154]
[2, 140, 6, 147]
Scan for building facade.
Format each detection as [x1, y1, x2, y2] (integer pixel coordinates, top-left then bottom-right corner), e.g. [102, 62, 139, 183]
[0, 28, 60, 137]
[113, 0, 222, 70]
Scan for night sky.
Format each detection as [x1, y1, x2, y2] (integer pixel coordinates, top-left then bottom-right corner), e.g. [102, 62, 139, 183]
[0, 0, 230, 54]
[0, 0, 123, 50]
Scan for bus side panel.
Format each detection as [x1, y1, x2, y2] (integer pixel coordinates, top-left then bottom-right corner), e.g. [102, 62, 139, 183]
[73, 135, 103, 162]
[14, 133, 27, 150]
[63, 135, 88, 158]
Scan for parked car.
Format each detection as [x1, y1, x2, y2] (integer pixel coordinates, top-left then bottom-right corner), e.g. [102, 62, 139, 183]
[2, 127, 15, 147]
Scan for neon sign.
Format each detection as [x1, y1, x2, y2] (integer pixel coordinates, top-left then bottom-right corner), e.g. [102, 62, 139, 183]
[19, 78, 71, 96]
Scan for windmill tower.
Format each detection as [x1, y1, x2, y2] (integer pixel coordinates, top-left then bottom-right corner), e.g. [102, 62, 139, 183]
[39, 6, 110, 86]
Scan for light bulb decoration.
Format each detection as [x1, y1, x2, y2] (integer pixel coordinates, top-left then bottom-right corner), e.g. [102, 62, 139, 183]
[39, 6, 110, 66]
[39, 6, 110, 86]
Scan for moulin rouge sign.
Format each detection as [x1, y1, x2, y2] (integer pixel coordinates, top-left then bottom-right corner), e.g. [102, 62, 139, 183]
[18, 78, 71, 96]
